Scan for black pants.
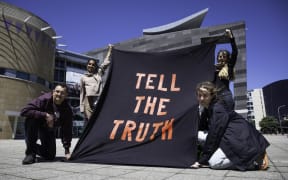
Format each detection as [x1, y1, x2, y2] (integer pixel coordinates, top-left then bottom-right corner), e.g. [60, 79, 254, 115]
[218, 90, 235, 112]
[24, 118, 56, 160]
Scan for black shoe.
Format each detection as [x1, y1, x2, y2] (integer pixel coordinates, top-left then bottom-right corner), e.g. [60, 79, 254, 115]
[22, 154, 36, 165]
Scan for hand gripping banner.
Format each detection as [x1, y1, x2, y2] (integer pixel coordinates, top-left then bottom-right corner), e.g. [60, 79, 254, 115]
[70, 44, 215, 168]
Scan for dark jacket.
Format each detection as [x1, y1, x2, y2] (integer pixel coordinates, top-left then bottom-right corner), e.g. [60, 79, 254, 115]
[20, 92, 73, 149]
[213, 37, 238, 93]
[193, 105, 209, 131]
[198, 100, 270, 171]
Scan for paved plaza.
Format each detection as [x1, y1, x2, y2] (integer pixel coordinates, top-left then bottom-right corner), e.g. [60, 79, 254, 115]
[0, 135, 287, 180]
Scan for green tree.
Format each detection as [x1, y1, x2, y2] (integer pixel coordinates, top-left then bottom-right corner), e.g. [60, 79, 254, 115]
[259, 116, 279, 134]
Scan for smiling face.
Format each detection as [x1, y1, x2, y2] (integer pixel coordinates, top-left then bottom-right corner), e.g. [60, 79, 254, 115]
[52, 85, 68, 105]
[217, 50, 229, 67]
[87, 59, 97, 73]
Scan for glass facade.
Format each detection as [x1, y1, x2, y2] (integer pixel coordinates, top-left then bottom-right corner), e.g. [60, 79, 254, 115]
[0, 67, 52, 88]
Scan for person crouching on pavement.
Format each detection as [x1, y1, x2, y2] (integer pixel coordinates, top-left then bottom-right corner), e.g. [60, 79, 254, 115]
[21, 84, 73, 165]
[191, 81, 270, 171]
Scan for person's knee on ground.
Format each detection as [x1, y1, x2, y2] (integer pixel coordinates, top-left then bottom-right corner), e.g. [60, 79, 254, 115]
[208, 148, 233, 170]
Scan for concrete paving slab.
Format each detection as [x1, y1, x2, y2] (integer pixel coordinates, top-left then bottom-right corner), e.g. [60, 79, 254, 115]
[0, 135, 287, 180]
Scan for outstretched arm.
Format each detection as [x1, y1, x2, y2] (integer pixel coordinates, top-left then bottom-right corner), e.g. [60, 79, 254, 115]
[225, 29, 238, 67]
[98, 44, 113, 75]
[103, 44, 113, 63]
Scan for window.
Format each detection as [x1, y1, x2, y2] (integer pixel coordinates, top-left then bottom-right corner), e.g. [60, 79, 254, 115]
[55, 59, 65, 68]
[5, 69, 16, 78]
[0, 67, 52, 89]
[54, 69, 65, 82]
[30, 74, 37, 82]
[0, 67, 4, 75]
[16, 71, 30, 80]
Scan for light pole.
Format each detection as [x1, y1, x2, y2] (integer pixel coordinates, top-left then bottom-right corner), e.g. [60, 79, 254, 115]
[278, 105, 286, 134]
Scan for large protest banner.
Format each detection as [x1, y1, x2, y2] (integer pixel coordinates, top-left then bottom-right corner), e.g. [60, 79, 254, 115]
[70, 44, 215, 167]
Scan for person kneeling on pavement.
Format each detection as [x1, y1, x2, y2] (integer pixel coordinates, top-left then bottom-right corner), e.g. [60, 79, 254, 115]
[21, 84, 72, 165]
[191, 81, 270, 171]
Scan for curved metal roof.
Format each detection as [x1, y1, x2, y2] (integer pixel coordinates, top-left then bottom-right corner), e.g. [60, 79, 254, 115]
[143, 8, 208, 35]
[0, 2, 56, 37]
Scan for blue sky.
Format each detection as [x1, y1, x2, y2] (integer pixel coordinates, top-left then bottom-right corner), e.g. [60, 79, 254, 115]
[3, 0, 288, 90]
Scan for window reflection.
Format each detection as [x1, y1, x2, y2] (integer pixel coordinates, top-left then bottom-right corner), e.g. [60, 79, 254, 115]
[0, 67, 51, 88]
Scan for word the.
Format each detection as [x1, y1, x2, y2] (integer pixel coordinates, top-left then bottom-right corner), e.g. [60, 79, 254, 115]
[134, 96, 170, 116]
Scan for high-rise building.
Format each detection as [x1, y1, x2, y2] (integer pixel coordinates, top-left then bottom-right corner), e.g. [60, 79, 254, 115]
[247, 89, 266, 130]
[263, 79, 288, 133]
[263, 80, 288, 120]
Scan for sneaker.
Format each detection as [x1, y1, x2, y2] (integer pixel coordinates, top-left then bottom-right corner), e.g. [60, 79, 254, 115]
[190, 162, 200, 169]
[22, 154, 36, 165]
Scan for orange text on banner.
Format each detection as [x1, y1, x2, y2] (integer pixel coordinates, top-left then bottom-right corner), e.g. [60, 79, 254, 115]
[109, 118, 175, 142]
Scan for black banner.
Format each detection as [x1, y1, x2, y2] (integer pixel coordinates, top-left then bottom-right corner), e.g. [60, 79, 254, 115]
[70, 44, 215, 168]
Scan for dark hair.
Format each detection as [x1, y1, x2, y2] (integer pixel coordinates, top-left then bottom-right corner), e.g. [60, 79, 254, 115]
[217, 50, 231, 60]
[53, 83, 68, 90]
[87, 59, 98, 65]
[86, 59, 99, 72]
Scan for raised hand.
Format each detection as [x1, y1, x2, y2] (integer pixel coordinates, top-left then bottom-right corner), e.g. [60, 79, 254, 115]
[225, 29, 233, 39]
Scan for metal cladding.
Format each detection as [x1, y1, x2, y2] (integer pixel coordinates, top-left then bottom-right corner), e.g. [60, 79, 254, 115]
[143, 8, 208, 35]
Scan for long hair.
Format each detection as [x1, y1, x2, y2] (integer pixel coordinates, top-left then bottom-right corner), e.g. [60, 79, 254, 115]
[217, 49, 231, 60]
[217, 50, 235, 80]
[196, 81, 217, 98]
